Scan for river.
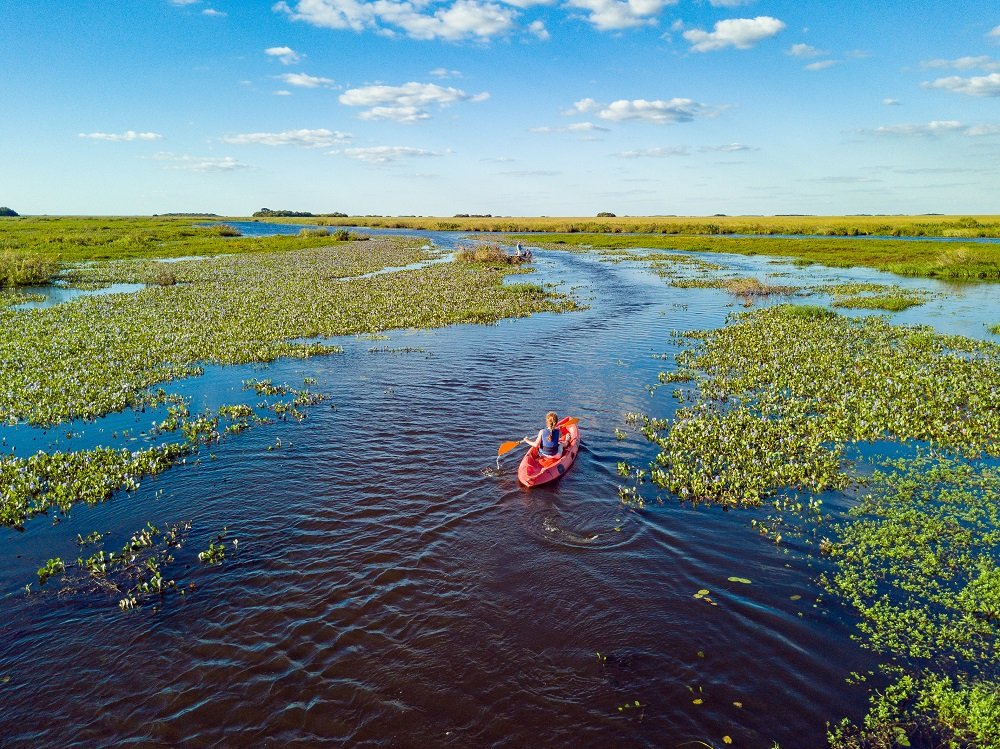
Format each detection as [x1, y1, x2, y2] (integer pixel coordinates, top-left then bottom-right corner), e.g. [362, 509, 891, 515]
[0, 231, 997, 747]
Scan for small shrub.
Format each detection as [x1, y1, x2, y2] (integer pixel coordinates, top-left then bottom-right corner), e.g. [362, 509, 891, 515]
[210, 224, 241, 237]
[0, 251, 58, 287]
[298, 228, 330, 238]
[153, 268, 177, 286]
[722, 277, 797, 297]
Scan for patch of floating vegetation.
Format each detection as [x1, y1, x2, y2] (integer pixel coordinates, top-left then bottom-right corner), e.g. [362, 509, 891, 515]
[0, 380, 325, 528]
[823, 453, 1000, 748]
[28, 520, 231, 611]
[670, 277, 800, 299]
[0, 237, 572, 427]
[632, 304, 1000, 507]
[625, 304, 1000, 744]
[0, 291, 46, 308]
[823, 282, 932, 312]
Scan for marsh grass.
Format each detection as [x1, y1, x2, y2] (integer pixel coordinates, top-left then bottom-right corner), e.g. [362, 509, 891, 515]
[270, 214, 1000, 238]
[0, 217, 359, 268]
[529, 232, 1000, 280]
[298, 228, 330, 238]
[832, 294, 923, 311]
[454, 243, 523, 264]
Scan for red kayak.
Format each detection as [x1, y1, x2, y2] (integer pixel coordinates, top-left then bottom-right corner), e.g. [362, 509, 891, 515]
[518, 421, 580, 486]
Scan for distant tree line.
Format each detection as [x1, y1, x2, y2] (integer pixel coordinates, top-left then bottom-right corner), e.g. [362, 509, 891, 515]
[252, 209, 352, 218]
[454, 214, 493, 218]
[253, 208, 314, 217]
[154, 213, 220, 217]
[0, 207, 19, 217]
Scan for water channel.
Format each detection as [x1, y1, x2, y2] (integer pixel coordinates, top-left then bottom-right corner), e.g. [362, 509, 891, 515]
[0, 229, 998, 747]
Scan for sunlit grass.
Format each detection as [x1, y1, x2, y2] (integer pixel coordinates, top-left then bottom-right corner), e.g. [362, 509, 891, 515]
[529, 233, 1000, 280]
[258, 213, 1000, 239]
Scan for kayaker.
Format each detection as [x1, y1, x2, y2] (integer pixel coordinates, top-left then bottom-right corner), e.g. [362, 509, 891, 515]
[523, 412, 563, 458]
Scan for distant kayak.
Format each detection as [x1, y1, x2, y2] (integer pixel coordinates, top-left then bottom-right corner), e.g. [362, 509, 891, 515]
[518, 420, 580, 487]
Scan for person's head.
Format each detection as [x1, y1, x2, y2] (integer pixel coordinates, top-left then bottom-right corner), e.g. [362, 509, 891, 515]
[546, 411, 558, 428]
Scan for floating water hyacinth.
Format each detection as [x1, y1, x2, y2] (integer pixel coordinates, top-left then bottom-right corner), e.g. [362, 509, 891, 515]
[640, 304, 1000, 506]
[0, 235, 573, 427]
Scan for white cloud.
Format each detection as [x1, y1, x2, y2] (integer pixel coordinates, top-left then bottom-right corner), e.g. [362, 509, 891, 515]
[429, 67, 462, 78]
[339, 81, 488, 121]
[565, 98, 601, 115]
[921, 55, 999, 71]
[988, 24, 1000, 40]
[592, 98, 718, 124]
[528, 19, 550, 39]
[150, 153, 251, 172]
[79, 131, 164, 142]
[221, 128, 352, 147]
[274, 90, 293, 96]
[340, 146, 444, 164]
[683, 16, 785, 52]
[265, 46, 303, 64]
[700, 142, 754, 152]
[529, 121, 609, 133]
[275, 0, 517, 41]
[923, 72, 1000, 97]
[615, 146, 689, 158]
[882, 98, 901, 106]
[565, 0, 678, 32]
[202, 8, 226, 16]
[965, 123, 1000, 136]
[868, 120, 966, 137]
[805, 60, 839, 71]
[170, 0, 200, 5]
[277, 72, 335, 88]
[788, 43, 824, 58]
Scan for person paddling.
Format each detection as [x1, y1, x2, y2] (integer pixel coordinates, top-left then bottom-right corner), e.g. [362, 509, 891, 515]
[523, 411, 563, 458]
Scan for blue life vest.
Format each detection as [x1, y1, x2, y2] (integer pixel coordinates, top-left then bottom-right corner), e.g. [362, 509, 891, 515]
[540, 427, 561, 456]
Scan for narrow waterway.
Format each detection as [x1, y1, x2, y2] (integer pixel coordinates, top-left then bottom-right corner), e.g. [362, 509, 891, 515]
[1, 236, 998, 747]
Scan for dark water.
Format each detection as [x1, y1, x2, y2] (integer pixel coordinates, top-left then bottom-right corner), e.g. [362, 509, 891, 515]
[1, 237, 998, 747]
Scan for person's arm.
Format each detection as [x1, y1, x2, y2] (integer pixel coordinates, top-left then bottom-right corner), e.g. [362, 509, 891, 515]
[522, 430, 542, 446]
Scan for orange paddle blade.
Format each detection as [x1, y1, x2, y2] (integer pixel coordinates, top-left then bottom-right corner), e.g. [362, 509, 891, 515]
[557, 417, 580, 427]
[498, 440, 521, 456]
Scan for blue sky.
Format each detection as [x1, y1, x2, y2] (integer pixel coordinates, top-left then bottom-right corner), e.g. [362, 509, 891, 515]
[3, 0, 999, 216]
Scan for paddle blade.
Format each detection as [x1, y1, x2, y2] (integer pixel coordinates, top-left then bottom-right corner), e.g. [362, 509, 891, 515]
[498, 440, 521, 456]
[557, 417, 580, 428]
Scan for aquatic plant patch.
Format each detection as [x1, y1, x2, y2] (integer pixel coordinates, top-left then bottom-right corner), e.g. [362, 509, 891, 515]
[0, 444, 191, 528]
[823, 453, 1000, 748]
[0, 238, 573, 427]
[33, 521, 194, 610]
[636, 305, 1000, 506]
[822, 282, 932, 312]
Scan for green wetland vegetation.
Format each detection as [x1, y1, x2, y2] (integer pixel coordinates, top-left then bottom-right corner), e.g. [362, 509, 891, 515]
[0, 217, 573, 527]
[622, 304, 1000, 746]
[530, 231, 1000, 281]
[4, 215, 1000, 745]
